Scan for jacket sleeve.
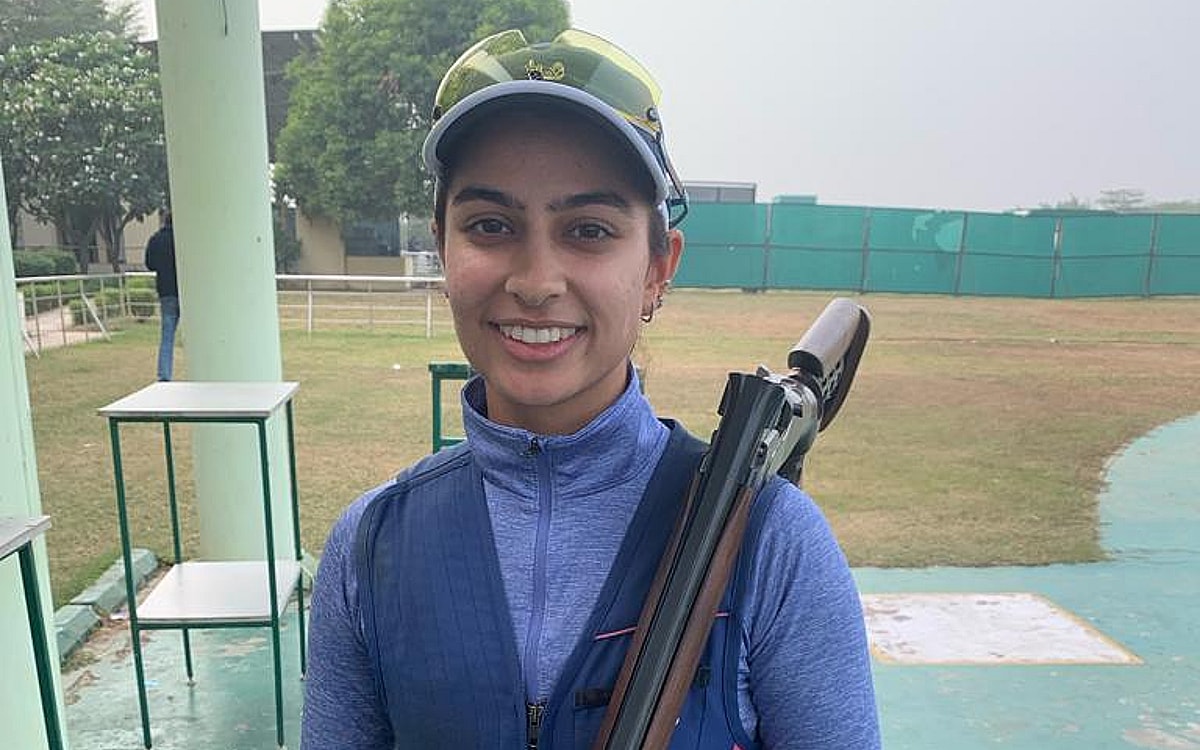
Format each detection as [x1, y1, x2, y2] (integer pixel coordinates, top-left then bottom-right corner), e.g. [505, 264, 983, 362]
[743, 480, 881, 749]
[144, 234, 161, 272]
[300, 493, 394, 749]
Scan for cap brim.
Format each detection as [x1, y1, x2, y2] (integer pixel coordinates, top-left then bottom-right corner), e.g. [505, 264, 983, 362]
[422, 80, 670, 204]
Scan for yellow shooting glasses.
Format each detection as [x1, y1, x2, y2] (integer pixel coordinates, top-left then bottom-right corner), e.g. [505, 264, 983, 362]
[422, 28, 689, 227]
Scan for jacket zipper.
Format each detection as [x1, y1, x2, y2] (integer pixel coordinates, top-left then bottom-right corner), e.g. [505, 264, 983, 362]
[524, 437, 552, 741]
[526, 700, 546, 749]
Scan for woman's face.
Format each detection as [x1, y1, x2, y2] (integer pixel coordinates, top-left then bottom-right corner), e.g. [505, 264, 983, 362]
[437, 109, 682, 435]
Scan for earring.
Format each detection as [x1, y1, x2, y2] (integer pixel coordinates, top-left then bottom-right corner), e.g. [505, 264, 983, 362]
[640, 290, 664, 323]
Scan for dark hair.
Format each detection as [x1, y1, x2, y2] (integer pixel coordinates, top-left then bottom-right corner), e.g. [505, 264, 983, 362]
[432, 100, 669, 256]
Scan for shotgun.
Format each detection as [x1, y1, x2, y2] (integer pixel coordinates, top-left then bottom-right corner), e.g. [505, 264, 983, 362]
[593, 297, 871, 750]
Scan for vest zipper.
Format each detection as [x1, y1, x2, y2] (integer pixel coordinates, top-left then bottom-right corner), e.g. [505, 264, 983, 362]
[526, 701, 546, 749]
[525, 436, 542, 456]
[524, 436, 552, 716]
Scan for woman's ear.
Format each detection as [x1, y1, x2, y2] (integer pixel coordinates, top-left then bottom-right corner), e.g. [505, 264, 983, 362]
[643, 229, 684, 319]
[649, 228, 684, 288]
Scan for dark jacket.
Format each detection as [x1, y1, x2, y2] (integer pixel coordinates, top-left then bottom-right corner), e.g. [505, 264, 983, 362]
[144, 226, 177, 298]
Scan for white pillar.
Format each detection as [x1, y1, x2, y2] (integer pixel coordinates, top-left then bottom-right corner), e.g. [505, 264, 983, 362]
[155, 0, 293, 558]
[0, 158, 69, 747]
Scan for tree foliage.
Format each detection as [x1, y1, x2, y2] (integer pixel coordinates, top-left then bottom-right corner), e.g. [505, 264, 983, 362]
[1096, 187, 1147, 213]
[275, 0, 569, 224]
[0, 0, 135, 52]
[1144, 199, 1200, 214]
[0, 32, 167, 271]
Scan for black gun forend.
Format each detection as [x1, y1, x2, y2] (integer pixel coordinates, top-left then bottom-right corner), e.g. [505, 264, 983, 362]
[787, 298, 871, 431]
[596, 373, 791, 750]
[592, 297, 872, 750]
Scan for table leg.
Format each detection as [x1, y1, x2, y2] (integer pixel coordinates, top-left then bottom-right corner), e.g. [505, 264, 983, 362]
[18, 544, 65, 750]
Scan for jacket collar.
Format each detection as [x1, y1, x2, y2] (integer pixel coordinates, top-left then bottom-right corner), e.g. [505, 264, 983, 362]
[461, 365, 667, 498]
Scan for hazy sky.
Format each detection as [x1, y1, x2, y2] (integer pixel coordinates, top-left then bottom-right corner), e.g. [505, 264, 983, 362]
[128, 0, 1199, 212]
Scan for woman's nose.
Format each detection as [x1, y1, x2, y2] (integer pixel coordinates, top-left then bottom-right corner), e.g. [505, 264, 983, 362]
[504, 237, 566, 307]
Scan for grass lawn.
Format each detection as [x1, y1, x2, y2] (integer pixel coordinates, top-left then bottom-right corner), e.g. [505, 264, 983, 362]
[23, 290, 1200, 605]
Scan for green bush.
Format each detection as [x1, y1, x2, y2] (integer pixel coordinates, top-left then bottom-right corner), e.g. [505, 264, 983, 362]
[14, 252, 55, 277]
[126, 288, 158, 319]
[12, 249, 78, 277]
[20, 277, 118, 316]
[65, 287, 158, 325]
[124, 275, 155, 291]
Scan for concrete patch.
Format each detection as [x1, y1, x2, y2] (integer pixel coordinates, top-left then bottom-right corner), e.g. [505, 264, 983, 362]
[863, 592, 1142, 665]
[55, 604, 100, 659]
[56, 548, 158, 663]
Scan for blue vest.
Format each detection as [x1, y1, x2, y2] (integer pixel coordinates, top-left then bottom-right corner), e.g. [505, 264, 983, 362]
[354, 422, 763, 749]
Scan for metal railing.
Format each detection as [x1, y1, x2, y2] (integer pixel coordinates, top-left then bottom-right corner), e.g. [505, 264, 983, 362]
[15, 272, 451, 355]
[15, 273, 125, 355]
[275, 274, 448, 336]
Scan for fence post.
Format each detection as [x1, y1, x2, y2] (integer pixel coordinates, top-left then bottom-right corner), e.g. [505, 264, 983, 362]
[953, 212, 970, 296]
[119, 273, 130, 318]
[858, 208, 873, 293]
[425, 287, 433, 339]
[761, 203, 773, 291]
[55, 281, 68, 346]
[1144, 214, 1161, 298]
[368, 279, 374, 330]
[305, 280, 314, 334]
[1050, 217, 1064, 298]
[30, 284, 43, 350]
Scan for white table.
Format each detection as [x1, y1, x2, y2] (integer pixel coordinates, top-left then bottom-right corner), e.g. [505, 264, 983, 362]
[99, 381, 305, 750]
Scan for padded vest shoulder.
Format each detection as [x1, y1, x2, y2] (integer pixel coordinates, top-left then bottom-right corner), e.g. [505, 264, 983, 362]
[354, 423, 762, 749]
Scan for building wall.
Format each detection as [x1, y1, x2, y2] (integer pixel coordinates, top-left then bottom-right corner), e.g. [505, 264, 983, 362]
[294, 213, 346, 275]
[16, 212, 163, 273]
[345, 254, 410, 276]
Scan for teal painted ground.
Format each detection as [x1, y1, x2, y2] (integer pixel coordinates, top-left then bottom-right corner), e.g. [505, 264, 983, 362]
[62, 415, 1200, 749]
[860, 414, 1200, 749]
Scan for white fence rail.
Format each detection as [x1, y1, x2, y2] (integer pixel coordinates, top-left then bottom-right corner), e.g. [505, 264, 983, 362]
[15, 272, 450, 354]
[275, 274, 448, 336]
[15, 273, 126, 355]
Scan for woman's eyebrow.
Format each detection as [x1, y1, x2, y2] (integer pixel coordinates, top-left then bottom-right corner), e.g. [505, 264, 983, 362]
[550, 191, 633, 213]
[451, 185, 524, 209]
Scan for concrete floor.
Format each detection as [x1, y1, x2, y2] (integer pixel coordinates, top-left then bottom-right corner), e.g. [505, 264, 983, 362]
[63, 613, 305, 750]
[62, 414, 1199, 749]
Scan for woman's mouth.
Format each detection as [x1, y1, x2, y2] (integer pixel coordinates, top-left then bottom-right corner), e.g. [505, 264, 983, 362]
[498, 324, 579, 344]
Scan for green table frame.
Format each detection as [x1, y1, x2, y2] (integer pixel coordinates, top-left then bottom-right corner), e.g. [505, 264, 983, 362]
[0, 515, 63, 750]
[99, 382, 306, 750]
[428, 361, 473, 451]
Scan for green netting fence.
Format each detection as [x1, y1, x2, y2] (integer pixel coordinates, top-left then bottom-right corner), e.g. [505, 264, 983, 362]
[673, 204, 1200, 297]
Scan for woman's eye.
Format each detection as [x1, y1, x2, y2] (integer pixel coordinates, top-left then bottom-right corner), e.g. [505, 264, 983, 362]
[468, 217, 510, 235]
[569, 223, 612, 241]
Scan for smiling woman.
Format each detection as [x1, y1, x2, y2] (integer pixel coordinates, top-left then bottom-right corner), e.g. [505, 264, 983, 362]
[437, 104, 680, 434]
[301, 27, 880, 750]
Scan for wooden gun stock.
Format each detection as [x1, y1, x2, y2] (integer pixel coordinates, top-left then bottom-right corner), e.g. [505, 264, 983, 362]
[592, 298, 871, 750]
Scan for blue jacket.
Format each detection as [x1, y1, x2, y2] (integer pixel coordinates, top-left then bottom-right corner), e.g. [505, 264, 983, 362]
[354, 421, 752, 748]
[302, 374, 880, 749]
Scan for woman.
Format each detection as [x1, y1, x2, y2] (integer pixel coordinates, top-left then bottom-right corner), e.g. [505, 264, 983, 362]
[302, 28, 880, 749]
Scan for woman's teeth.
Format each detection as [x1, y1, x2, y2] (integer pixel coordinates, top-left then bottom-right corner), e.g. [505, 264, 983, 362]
[500, 325, 577, 344]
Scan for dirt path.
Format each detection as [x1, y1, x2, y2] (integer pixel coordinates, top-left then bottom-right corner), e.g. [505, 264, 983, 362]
[22, 305, 111, 354]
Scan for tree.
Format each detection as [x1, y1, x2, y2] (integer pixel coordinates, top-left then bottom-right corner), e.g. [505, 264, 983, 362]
[0, 32, 168, 271]
[0, 0, 138, 246]
[0, 0, 135, 52]
[1096, 188, 1146, 213]
[274, 0, 569, 224]
[1144, 199, 1200, 215]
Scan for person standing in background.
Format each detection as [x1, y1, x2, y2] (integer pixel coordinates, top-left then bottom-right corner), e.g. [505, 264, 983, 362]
[144, 209, 179, 381]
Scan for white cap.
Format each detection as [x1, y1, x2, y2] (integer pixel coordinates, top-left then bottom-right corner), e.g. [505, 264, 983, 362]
[422, 79, 675, 206]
